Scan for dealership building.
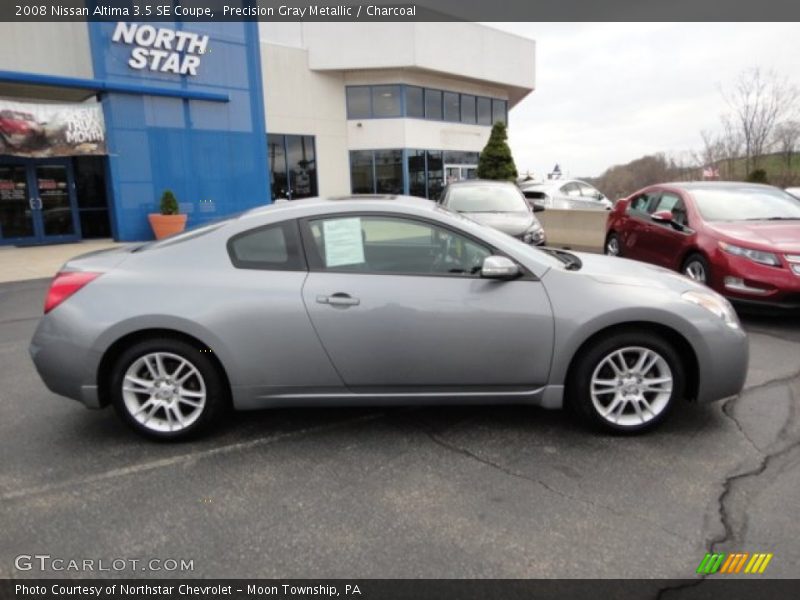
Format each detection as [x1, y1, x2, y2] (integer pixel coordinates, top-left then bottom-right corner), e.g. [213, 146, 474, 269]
[0, 20, 535, 245]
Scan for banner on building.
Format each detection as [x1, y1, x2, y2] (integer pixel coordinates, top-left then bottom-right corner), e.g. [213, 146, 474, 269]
[0, 100, 106, 158]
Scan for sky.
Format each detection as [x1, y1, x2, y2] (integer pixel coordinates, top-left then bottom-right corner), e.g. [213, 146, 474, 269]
[488, 22, 800, 179]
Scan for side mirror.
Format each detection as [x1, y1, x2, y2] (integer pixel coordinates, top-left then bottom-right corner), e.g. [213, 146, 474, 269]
[481, 256, 520, 280]
[651, 210, 674, 224]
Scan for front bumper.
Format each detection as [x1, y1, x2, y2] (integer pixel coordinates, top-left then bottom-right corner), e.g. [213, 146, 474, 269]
[690, 318, 749, 404]
[711, 249, 800, 308]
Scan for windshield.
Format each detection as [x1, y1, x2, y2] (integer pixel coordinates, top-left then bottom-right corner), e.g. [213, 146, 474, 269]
[692, 187, 800, 221]
[447, 185, 528, 213]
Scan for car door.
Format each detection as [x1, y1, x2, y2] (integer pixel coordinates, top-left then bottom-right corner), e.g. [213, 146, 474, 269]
[299, 213, 554, 392]
[638, 192, 693, 269]
[619, 191, 661, 262]
[559, 182, 583, 209]
[578, 182, 607, 210]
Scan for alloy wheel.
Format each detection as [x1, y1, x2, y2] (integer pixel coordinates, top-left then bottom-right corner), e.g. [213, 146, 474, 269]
[684, 261, 707, 283]
[121, 352, 206, 433]
[606, 236, 620, 256]
[590, 346, 673, 427]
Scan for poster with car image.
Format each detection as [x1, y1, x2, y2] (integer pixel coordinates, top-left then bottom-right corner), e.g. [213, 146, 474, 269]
[0, 99, 106, 157]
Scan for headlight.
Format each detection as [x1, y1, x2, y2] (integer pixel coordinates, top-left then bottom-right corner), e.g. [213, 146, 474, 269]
[719, 241, 780, 266]
[682, 290, 740, 329]
[522, 225, 544, 244]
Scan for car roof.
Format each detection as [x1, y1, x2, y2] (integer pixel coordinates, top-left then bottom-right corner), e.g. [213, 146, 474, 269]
[657, 181, 780, 192]
[521, 179, 584, 190]
[446, 179, 517, 187]
[239, 195, 438, 220]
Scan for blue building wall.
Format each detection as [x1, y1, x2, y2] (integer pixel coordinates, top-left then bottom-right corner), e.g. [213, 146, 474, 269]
[87, 21, 270, 241]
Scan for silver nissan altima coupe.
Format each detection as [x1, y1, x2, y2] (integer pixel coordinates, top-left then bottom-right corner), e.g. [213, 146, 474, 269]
[30, 196, 748, 440]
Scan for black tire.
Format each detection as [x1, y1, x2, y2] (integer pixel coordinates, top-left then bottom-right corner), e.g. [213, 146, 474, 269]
[682, 253, 711, 286]
[110, 337, 228, 441]
[566, 330, 685, 434]
[604, 232, 622, 257]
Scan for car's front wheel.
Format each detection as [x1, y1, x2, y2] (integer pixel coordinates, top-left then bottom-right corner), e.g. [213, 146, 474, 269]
[567, 331, 684, 433]
[110, 338, 227, 441]
[605, 233, 622, 257]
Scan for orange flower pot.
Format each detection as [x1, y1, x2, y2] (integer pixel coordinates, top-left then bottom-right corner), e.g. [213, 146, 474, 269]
[148, 214, 187, 240]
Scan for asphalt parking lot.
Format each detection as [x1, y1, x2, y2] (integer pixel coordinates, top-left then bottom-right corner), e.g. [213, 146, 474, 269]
[1, 278, 798, 580]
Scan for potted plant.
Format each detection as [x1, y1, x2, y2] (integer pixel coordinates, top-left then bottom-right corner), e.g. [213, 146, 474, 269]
[148, 189, 187, 239]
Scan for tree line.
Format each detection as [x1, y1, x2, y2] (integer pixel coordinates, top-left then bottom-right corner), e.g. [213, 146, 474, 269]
[588, 67, 799, 199]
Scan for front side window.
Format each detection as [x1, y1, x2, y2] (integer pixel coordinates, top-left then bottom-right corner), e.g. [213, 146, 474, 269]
[561, 182, 581, 197]
[228, 221, 305, 271]
[579, 183, 600, 199]
[305, 216, 491, 276]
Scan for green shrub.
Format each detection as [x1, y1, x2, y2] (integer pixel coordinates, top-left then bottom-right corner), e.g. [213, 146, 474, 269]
[477, 122, 518, 181]
[160, 190, 179, 215]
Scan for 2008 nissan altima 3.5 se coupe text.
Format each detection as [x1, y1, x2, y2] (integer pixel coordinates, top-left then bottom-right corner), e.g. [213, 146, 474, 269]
[30, 196, 748, 440]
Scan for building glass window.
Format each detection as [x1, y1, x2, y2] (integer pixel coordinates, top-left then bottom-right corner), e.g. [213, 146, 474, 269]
[492, 99, 507, 125]
[269, 134, 318, 200]
[371, 85, 402, 118]
[268, 134, 289, 200]
[350, 151, 375, 194]
[443, 92, 460, 122]
[346, 87, 371, 119]
[425, 89, 443, 120]
[405, 86, 424, 119]
[374, 149, 403, 194]
[426, 150, 444, 200]
[286, 135, 317, 199]
[460, 94, 476, 124]
[73, 157, 110, 238]
[443, 151, 480, 165]
[477, 97, 492, 125]
[407, 150, 427, 198]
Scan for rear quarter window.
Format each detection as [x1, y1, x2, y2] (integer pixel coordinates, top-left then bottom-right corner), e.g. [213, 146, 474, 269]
[227, 220, 306, 271]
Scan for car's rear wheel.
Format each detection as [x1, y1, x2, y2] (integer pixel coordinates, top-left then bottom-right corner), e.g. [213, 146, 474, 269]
[110, 338, 227, 441]
[605, 233, 621, 256]
[682, 253, 710, 285]
[567, 331, 684, 434]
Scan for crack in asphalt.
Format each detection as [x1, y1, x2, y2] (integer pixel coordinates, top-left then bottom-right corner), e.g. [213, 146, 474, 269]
[655, 375, 800, 598]
[421, 427, 692, 544]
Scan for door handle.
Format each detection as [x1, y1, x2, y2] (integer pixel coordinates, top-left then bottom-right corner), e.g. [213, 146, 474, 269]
[316, 293, 360, 307]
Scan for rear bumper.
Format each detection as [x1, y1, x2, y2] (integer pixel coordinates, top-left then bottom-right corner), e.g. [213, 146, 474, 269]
[29, 316, 103, 409]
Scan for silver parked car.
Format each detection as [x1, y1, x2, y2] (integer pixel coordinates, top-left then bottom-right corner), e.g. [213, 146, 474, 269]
[521, 179, 613, 210]
[30, 196, 747, 440]
[438, 179, 546, 246]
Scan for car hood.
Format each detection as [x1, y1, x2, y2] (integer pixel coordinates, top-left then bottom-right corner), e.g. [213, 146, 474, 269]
[563, 251, 705, 293]
[707, 221, 800, 252]
[462, 212, 536, 236]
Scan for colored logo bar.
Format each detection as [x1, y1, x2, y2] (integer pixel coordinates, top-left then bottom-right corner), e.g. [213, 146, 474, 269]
[696, 552, 773, 574]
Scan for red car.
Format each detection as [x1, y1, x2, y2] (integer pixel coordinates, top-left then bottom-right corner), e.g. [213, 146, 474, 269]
[605, 182, 800, 309]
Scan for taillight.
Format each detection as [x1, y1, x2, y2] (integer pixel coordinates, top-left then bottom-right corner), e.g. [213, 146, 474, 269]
[44, 271, 101, 314]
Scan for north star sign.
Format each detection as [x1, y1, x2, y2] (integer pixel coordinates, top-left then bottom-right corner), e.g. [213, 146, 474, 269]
[111, 22, 208, 76]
